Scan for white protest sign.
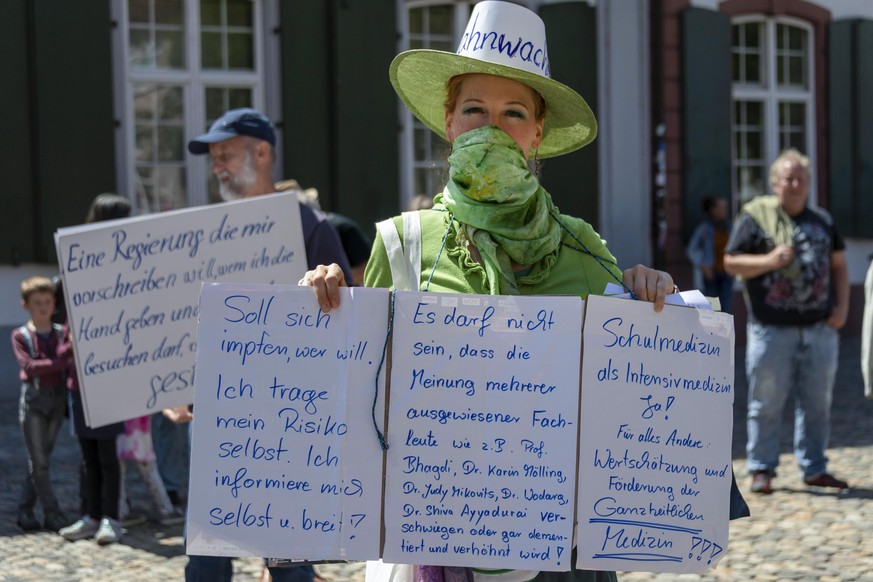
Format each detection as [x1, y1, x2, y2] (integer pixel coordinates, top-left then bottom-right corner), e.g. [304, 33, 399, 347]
[187, 283, 388, 560]
[54, 193, 305, 427]
[383, 291, 582, 571]
[576, 295, 734, 573]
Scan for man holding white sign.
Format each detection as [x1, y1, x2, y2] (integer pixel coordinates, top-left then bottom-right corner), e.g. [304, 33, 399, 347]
[181, 109, 352, 582]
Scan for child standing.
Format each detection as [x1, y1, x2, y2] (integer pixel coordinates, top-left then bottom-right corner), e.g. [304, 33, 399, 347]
[56, 329, 125, 544]
[11, 276, 72, 532]
[55, 193, 131, 545]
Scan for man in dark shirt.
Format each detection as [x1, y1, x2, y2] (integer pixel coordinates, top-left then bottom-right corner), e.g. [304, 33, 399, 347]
[725, 149, 850, 495]
[188, 107, 352, 280]
[179, 108, 352, 582]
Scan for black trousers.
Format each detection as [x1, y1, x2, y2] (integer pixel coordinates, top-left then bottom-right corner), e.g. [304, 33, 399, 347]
[78, 436, 120, 520]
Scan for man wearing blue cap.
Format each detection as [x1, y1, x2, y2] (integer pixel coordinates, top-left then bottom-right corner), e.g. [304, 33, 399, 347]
[188, 108, 353, 280]
[174, 108, 352, 582]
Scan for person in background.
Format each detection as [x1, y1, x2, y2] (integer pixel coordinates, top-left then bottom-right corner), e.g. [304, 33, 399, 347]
[274, 178, 372, 285]
[182, 107, 352, 582]
[687, 195, 734, 312]
[325, 213, 372, 286]
[725, 149, 850, 495]
[117, 414, 185, 525]
[862, 258, 873, 400]
[150, 409, 188, 516]
[58, 194, 130, 544]
[189, 108, 352, 281]
[406, 193, 434, 212]
[51, 273, 92, 518]
[11, 276, 73, 533]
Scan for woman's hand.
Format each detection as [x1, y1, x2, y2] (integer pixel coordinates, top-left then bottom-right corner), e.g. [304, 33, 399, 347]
[298, 263, 348, 312]
[622, 265, 676, 313]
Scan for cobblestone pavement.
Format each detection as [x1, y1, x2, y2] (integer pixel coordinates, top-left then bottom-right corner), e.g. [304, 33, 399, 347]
[1, 338, 872, 581]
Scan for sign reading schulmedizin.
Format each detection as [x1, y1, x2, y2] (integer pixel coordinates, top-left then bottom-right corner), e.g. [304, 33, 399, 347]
[576, 294, 734, 573]
[186, 284, 387, 560]
[382, 291, 583, 572]
[54, 192, 305, 427]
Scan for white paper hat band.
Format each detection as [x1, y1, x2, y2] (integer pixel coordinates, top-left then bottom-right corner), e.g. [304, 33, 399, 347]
[456, 1, 551, 78]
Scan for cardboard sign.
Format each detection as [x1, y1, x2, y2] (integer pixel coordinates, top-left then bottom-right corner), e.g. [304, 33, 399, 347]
[54, 193, 305, 427]
[183, 287, 735, 574]
[186, 284, 388, 560]
[576, 295, 734, 573]
[382, 291, 583, 571]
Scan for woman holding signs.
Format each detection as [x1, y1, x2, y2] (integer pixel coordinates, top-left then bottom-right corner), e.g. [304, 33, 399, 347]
[304, 1, 673, 310]
[301, 2, 745, 581]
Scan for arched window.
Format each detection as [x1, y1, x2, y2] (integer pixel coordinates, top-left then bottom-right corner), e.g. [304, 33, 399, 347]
[731, 16, 815, 209]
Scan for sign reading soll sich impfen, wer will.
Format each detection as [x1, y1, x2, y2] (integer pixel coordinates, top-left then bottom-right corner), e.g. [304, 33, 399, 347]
[186, 283, 388, 561]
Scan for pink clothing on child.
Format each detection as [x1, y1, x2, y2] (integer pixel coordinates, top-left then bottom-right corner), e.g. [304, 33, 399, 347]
[117, 416, 156, 462]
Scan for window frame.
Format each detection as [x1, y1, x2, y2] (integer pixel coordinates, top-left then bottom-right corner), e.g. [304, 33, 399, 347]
[731, 14, 817, 214]
[397, 0, 471, 209]
[112, 0, 273, 213]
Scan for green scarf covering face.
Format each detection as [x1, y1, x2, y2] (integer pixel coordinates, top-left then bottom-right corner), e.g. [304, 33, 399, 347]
[437, 125, 562, 295]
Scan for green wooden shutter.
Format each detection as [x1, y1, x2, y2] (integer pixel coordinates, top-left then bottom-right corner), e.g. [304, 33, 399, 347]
[32, 1, 116, 261]
[539, 2, 599, 229]
[334, 0, 399, 233]
[0, 0, 35, 265]
[280, 1, 332, 205]
[828, 20, 855, 233]
[681, 8, 732, 241]
[280, 0, 397, 235]
[829, 19, 873, 238]
[858, 20, 873, 236]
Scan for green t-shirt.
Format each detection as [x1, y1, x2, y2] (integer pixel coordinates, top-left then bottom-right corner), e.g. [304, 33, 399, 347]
[363, 208, 622, 296]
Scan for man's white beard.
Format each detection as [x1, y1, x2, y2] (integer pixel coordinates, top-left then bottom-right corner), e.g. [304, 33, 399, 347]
[217, 152, 258, 201]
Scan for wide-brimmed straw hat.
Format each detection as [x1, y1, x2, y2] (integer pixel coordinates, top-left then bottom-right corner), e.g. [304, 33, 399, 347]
[389, 1, 597, 158]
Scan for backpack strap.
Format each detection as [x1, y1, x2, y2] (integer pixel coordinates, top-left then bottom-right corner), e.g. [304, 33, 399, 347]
[17, 324, 66, 388]
[17, 325, 36, 358]
[376, 211, 423, 292]
[17, 325, 39, 389]
[51, 323, 64, 344]
[52, 323, 67, 384]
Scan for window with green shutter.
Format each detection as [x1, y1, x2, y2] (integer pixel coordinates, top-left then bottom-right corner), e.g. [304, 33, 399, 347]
[682, 8, 732, 241]
[829, 19, 873, 238]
